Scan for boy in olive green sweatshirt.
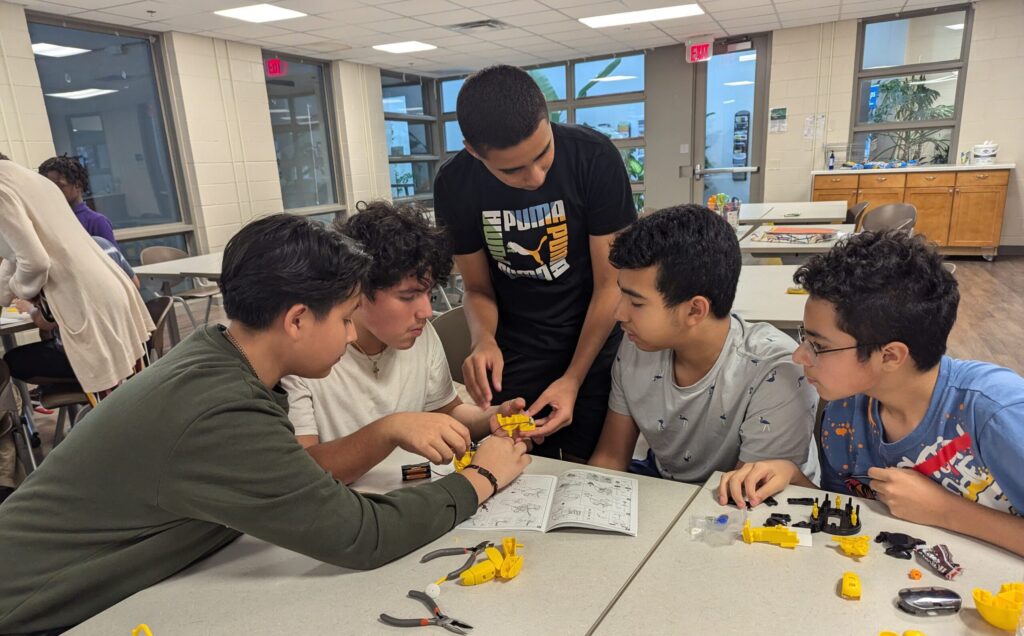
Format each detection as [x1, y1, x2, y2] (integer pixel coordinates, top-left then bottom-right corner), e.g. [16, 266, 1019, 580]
[0, 214, 529, 635]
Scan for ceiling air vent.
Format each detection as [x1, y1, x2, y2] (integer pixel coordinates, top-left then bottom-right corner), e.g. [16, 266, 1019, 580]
[448, 19, 512, 33]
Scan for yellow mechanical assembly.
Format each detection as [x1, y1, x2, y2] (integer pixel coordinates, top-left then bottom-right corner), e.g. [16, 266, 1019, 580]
[496, 413, 536, 437]
[741, 520, 800, 549]
[453, 450, 475, 472]
[459, 537, 526, 586]
[833, 535, 870, 558]
[973, 582, 1024, 631]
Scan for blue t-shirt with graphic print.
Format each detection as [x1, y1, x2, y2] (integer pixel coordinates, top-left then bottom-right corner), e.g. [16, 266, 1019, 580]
[819, 356, 1024, 517]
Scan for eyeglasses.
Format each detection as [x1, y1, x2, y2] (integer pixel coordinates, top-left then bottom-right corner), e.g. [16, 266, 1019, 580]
[796, 325, 881, 366]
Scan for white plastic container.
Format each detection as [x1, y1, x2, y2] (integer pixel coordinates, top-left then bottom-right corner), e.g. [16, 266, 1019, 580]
[973, 141, 999, 165]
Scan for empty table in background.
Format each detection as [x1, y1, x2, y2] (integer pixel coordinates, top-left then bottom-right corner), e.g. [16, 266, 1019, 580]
[739, 201, 847, 225]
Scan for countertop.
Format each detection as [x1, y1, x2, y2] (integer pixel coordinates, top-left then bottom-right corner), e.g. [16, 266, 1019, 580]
[812, 163, 1015, 175]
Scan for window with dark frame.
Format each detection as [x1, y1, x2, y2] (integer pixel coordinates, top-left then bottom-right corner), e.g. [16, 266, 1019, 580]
[381, 73, 440, 204]
[849, 6, 972, 166]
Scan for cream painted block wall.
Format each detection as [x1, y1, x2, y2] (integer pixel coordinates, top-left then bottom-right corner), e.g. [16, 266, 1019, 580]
[164, 32, 283, 253]
[333, 60, 392, 208]
[764, 20, 857, 202]
[0, 2, 55, 167]
[957, 0, 1024, 246]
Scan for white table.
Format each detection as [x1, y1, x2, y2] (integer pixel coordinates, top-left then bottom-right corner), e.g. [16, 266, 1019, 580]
[134, 251, 223, 281]
[740, 224, 856, 255]
[740, 201, 847, 225]
[733, 265, 806, 330]
[593, 474, 1024, 635]
[70, 450, 700, 635]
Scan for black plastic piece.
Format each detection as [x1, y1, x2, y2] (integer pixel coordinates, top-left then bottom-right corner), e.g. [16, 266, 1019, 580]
[787, 497, 815, 505]
[875, 531, 926, 560]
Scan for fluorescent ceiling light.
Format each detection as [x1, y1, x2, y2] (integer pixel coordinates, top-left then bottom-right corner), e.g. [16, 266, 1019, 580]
[945, 23, 964, 30]
[373, 41, 437, 54]
[723, 80, 754, 86]
[723, 99, 736, 104]
[589, 75, 637, 82]
[45, 88, 118, 100]
[32, 42, 90, 57]
[214, 4, 306, 23]
[580, 4, 704, 28]
[738, 53, 756, 62]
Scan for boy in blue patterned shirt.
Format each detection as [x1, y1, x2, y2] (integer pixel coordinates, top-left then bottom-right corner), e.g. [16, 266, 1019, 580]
[718, 231, 1024, 557]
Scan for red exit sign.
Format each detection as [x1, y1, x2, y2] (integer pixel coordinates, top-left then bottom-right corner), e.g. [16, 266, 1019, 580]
[687, 41, 712, 63]
[265, 58, 288, 77]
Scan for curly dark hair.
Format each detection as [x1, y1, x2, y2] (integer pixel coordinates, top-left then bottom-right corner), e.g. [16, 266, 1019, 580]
[457, 65, 549, 154]
[794, 230, 959, 370]
[38, 154, 90, 192]
[0, 151, 9, 161]
[339, 200, 452, 299]
[609, 204, 740, 317]
[220, 214, 371, 330]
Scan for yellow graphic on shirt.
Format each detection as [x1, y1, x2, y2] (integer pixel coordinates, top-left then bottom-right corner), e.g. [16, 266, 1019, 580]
[481, 200, 570, 281]
[965, 471, 995, 503]
[507, 235, 549, 266]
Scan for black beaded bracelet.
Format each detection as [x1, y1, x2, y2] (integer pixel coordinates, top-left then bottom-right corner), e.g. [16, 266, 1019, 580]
[465, 464, 498, 498]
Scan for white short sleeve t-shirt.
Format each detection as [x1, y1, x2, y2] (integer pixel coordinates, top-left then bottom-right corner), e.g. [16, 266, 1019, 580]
[609, 315, 819, 483]
[282, 321, 458, 441]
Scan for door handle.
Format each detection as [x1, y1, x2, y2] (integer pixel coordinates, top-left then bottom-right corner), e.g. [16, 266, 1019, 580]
[693, 163, 703, 180]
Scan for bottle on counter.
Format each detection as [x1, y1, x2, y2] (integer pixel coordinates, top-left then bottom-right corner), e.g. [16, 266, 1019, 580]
[828, 151, 836, 171]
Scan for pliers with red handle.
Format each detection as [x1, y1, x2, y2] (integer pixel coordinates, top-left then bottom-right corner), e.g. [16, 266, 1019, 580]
[379, 590, 473, 634]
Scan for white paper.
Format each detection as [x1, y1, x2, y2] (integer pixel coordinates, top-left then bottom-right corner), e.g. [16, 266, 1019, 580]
[547, 470, 638, 536]
[458, 474, 556, 532]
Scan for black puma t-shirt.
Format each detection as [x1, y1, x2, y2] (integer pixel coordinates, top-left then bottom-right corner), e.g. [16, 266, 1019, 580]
[434, 123, 637, 357]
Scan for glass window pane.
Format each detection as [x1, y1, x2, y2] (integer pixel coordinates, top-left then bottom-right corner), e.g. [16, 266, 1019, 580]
[119, 233, 189, 267]
[852, 128, 953, 165]
[574, 54, 644, 98]
[441, 78, 464, 114]
[619, 148, 645, 184]
[29, 22, 181, 230]
[549, 110, 567, 124]
[390, 161, 434, 199]
[309, 211, 338, 225]
[528, 65, 566, 101]
[856, 71, 958, 124]
[385, 120, 432, 157]
[444, 120, 464, 153]
[703, 49, 756, 203]
[575, 102, 644, 139]
[263, 53, 338, 210]
[862, 11, 966, 69]
[382, 75, 427, 115]
[633, 192, 645, 215]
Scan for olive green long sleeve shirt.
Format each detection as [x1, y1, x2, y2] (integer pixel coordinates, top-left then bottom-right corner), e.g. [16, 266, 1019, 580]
[0, 325, 478, 634]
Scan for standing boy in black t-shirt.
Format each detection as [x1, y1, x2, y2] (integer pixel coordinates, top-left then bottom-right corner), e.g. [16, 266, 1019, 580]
[434, 65, 637, 462]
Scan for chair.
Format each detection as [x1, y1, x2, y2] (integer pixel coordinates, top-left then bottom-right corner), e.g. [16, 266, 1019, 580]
[140, 247, 221, 329]
[0, 361, 39, 475]
[144, 296, 174, 361]
[431, 305, 471, 385]
[857, 203, 917, 234]
[846, 201, 869, 226]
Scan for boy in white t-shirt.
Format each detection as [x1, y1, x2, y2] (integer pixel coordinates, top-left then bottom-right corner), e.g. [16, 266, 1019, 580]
[282, 201, 523, 483]
[588, 205, 819, 485]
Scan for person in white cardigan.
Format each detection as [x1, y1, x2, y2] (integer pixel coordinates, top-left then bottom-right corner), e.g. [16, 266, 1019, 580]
[0, 156, 154, 393]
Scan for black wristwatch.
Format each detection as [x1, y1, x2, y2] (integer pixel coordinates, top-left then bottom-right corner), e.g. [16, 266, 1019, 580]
[465, 464, 498, 498]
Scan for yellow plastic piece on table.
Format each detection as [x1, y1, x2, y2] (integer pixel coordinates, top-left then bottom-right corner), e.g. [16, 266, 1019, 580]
[841, 571, 861, 600]
[131, 626, 153, 636]
[835, 495, 842, 508]
[453, 450, 475, 472]
[502, 537, 523, 557]
[496, 413, 536, 437]
[811, 499, 820, 520]
[833, 535, 870, 558]
[741, 520, 800, 549]
[460, 560, 498, 586]
[851, 506, 858, 526]
[903, 631, 927, 636]
[786, 286, 809, 295]
[973, 582, 1024, 631]
[879, 632, 899, 636]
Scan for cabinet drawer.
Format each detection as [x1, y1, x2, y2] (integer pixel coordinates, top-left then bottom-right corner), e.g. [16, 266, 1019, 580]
[814, 174, 858, 189]
[956, 170, 1009, 186]
[906, 172, 955, 188]
[859, 173, 906, 188]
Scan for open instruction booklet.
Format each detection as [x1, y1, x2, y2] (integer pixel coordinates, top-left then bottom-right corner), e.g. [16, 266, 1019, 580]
[458, 469, 638, 536]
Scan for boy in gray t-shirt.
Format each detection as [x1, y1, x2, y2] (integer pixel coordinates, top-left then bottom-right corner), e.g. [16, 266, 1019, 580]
[589, 205, 818, 485]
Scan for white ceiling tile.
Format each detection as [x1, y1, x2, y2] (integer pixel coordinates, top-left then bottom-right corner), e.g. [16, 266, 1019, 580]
[497, 10, 562, 26]
[700, 0, 774, 9]
[418, 8, 490, 25]
[721, 16, 781, 33]
[706, 5, 776, 21]
[429, 33, 489, 46]
[559, 2, 629, 19]
[19, 0, 89, 16]
[134, 20, 176, 31]
[153, 12, 242, 31]
[261, 31, 332, 46]
[524, 20, 590, 34]
[99, 1, 199, 21]
[71, 9, 150, 25]
[214, 23, 292, 39]
[379, 0, 463, 16]
[777, 6, 840, 20]
[450, 0, 515, 7]
[319, 6, 402, 24]
[536, 0, 592, 8]
[35, 0, 129, 8]
[307, 25, 383, 40]
[272, 15, 338, 32]
[367, 17, 435, 32]
[274, 0, 366, 14]
[479, 0, 550, 18]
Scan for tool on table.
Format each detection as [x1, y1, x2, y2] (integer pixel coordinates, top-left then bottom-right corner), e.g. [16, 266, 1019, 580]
[422, 540, 493, 585]
[380, 590, 473, 634]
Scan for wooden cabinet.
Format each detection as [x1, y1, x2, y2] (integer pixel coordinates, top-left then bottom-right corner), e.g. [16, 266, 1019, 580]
[810, 168, 1012, 256]
[904, 188, 954, 245]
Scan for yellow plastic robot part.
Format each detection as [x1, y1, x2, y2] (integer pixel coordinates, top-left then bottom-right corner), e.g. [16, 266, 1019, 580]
[460, 560, 497, 586]
[132, 626, 153, 636]
[811, 499, 820, 520]
[973, 582, 1024, 631]
[833, 535, 870, 558]
[835, 495, 842, 508]
[741, 520, 800, 549]
[840, 571, 861, 600]
[502, 537, 523, 558]
[879, 632, 926, 636]
[496, 413, 536, 437]
[453, 449, 475, 472]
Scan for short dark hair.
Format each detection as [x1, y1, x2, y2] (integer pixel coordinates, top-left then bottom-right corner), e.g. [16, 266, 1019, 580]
[38, 154, 90, 191]
[0, 152, 9, 161]
[219, 214, 371, 330]
[339, 200, 452, 300]
[609, 205, 740, 317]
[457, 65, 548, 154]
[794, 231, 958, 370]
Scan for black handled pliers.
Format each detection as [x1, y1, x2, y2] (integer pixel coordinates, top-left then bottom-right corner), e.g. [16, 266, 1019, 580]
[380, 590, 474, 634]
[420, 540, 492, 583]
